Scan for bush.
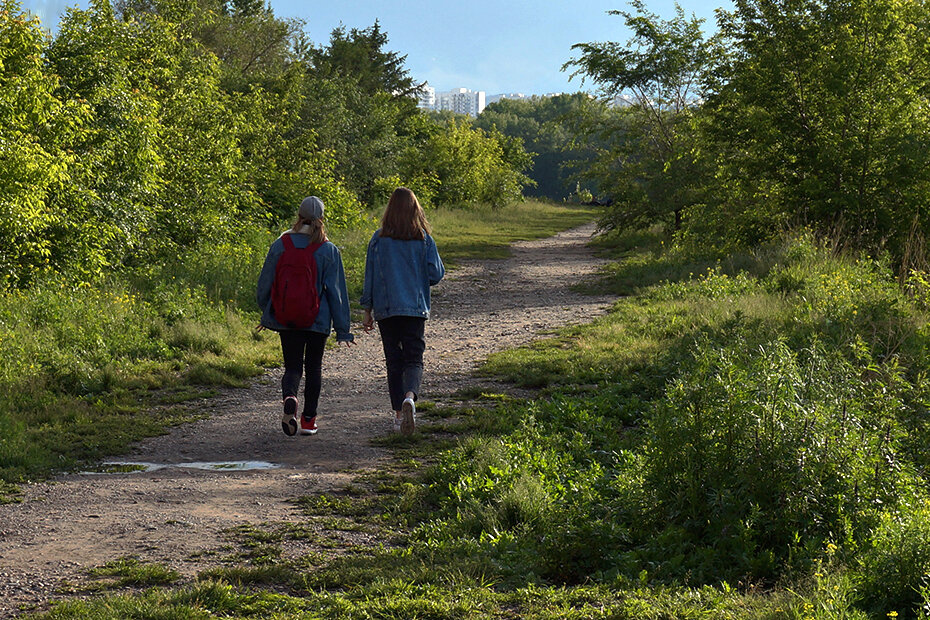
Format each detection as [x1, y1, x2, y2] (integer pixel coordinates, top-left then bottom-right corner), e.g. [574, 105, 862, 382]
[856, 499, 930, 618]
[642, 334, 921, 581]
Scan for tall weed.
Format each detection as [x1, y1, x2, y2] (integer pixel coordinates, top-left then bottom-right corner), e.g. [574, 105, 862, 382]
[643, 335, 920, 581]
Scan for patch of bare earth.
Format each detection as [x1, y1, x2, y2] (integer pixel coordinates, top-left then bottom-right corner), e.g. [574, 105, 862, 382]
[0, 222, 615, 617]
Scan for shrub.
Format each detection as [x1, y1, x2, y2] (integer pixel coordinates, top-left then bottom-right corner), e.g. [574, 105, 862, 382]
[856, 499, 930, 618]
[642, 335, 920, 581]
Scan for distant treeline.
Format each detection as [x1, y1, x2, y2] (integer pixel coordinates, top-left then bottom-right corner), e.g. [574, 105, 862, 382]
[0, 0, 533, 289]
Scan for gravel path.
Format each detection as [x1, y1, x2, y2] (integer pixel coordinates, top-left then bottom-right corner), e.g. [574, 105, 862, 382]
[0, 222, 614, 617]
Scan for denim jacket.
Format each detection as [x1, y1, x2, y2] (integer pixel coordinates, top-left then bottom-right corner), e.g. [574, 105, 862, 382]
[256, 233, 354, 341]
[360, 230, 444, 321]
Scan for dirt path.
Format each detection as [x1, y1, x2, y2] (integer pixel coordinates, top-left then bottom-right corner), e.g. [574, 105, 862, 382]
[0, 222, 615, 617]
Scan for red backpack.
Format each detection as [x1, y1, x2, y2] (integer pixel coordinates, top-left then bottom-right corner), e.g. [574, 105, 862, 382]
[271, 234, 324, 329]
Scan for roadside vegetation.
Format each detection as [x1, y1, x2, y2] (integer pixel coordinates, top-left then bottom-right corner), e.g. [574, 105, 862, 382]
[29, 228, 930, 619]
[7, 0, 930, 617]
[0, 0, 551, 498]
[0, 199, 594, 499]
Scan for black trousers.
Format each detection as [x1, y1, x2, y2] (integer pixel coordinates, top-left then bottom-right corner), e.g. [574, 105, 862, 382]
[280, 330, 328, 418]
[377, 316, 426, 411]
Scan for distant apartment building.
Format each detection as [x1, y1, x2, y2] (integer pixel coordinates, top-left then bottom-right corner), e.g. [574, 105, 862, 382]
[416, 85, 486, 117]
[486, 92, 528, 105]
[417, 84, 436, 110]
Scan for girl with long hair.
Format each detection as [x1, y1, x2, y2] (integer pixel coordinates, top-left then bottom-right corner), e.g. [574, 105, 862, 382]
[361, 187, 444, 434]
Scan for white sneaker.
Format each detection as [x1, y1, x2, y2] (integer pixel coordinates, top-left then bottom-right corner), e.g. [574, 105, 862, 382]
[400, 398, 415, 436]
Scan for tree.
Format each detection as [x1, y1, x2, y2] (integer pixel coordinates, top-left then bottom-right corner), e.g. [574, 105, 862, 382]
[298, 22, 421, 206]
[696, 0, 930, 260]
[308, 21, 418, 97]
[48, 0, 265, 264]
[0, 1, 86, 287]
[565, 1, 722, 232]
[414, 117, 532, 208]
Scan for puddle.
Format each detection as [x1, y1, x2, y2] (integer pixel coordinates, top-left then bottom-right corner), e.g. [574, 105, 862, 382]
[83, 461, 281, 474]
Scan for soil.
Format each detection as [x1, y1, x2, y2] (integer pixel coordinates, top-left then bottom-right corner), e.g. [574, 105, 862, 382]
[0, 222, 615, 618]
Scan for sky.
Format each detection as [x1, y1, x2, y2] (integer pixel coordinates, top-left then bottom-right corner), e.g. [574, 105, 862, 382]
[20, 0, 734, 96]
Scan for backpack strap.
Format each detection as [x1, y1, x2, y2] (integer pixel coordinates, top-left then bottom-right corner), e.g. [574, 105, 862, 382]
[281, 233, 296, 251]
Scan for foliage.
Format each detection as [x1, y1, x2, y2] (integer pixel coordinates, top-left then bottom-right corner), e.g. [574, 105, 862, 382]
[0, 0, 540, 296]
[475, 93, 596, 201]
[695, 0, 930, 261]
[412, 117, 533, 208]
[565, 0, 722, 232]
[308, 20, 417, 97]
[567, 0, 930, 270]
[856, 499, 930, 617]
[0, 199, 588, 490]
[645, 336, 920, 581]
[0, 1, 84, 287]
[471, 232, 930, 610]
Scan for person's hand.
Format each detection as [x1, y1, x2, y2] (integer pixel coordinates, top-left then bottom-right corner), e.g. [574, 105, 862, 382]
[339, 339, 356, 348]
[362, 308, 375, 333]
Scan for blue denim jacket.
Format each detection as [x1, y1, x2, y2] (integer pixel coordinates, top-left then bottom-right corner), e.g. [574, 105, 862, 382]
[360, 230, 444, 320]
[256, 233, 354, 341]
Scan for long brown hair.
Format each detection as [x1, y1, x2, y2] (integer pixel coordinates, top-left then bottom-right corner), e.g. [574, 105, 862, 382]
[380, 187, 431, 240]
[290, 216, 327, 244]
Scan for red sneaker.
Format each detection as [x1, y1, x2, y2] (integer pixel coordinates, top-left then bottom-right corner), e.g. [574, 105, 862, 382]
[300, 416, 318, 435]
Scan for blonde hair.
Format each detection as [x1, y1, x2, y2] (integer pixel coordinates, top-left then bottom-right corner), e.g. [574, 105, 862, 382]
[291, 216, 327, 244]
[380, 187, 431, 240]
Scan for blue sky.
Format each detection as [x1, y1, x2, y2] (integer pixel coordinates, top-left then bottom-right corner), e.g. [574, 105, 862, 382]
[21, 0, 733, 95]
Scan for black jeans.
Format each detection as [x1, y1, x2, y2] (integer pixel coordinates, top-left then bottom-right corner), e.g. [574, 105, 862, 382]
[280, 330, 328, 419]
[377, 316, 426, 411]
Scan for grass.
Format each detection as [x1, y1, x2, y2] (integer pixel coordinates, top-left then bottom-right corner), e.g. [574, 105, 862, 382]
[428, 200, 598, 264]
[82, 557, 182, 590]
[0, 199, 595, 496]
[22, 212, 929, 619]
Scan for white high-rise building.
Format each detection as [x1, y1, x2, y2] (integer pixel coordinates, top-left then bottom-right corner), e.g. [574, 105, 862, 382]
[487, 92, 528, 104]
[417, 86, 486, 117]
[416, 84, 436, 111]
[436, 87, 486, 117]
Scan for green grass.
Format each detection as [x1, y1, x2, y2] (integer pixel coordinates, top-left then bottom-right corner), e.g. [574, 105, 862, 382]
[428, 200, 598, 264]
[23, 208, 927, 619]
[30, 225, 928, 619]
[82, 557, 182, 590]
[0, 199, 597, 495]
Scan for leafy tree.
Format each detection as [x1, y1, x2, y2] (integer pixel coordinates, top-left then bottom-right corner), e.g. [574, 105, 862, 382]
[295, 23, 422, 207]
[416, 117, 532, 208]
[695, 0, 930, 261]
[0, 1, 86, 287]
[45, 0, 172, 273]
[48, 0, 266, 265]
[185, 0, 301, 94]
[222, 0, 264, 17]
[565, 0, 721, 232]
[308, 21, 417, 97]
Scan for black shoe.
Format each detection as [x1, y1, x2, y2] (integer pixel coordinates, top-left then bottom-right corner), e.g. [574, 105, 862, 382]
[282, 396, 298, 436]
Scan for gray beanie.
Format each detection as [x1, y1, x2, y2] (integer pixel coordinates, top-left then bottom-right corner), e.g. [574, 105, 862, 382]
[299, 196, 324, 221]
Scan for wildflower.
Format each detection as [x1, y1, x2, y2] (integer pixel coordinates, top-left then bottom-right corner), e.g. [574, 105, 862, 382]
[826, 542, 837, 555]
[888, 612, 899, 618]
